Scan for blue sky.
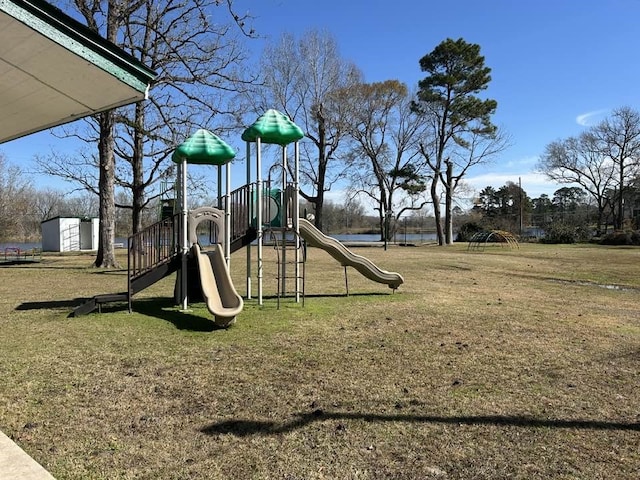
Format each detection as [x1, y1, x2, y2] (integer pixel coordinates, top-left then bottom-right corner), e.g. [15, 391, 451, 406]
[235, 0, 640, 200]
[3, 0, 640, 202]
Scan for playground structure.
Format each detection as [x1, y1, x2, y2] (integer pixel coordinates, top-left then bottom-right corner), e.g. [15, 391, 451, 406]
[0, 247, 42, 265]
[467, 230, 520, 251]
[73, 110, 404, 324]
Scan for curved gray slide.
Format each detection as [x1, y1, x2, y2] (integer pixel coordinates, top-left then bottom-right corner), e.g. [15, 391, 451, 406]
[192, 243, 243, 327]
[298, 218, 404, 289]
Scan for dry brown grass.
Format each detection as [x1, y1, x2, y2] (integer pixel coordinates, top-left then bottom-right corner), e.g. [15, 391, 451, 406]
[1, 243, 639, 479]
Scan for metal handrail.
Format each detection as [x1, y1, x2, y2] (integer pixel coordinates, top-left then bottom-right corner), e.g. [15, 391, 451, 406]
[127, 213, 181, 280]
[227, 183, 256, 242]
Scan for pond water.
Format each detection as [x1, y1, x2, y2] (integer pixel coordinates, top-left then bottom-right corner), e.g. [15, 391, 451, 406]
[1, 231, 438, 253]
[333, 232, 437, 243]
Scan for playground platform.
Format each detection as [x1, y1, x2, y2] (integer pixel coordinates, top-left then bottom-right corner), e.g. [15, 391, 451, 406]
[0, 430, 55, 479]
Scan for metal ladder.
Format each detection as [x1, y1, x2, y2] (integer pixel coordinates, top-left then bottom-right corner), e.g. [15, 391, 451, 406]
[268, 228, 305, 309]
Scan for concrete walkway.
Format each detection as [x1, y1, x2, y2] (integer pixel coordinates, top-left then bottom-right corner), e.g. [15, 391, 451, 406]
[0, 430, 55, 479]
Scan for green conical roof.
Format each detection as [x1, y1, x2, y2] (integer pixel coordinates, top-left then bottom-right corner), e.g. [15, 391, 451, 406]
[241, 109, 304, 146]
[171, 129, 235, 165]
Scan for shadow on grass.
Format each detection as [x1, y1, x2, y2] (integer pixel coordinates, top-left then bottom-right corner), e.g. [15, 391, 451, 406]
[131, 297, 224, 332]
[16, 299, 86, 310]
[0, 264, 81, 270]
[201, 410, 640, 437]
[304, 292, 390, 298]
[0, 260, 43, 266]
[16, 296, 222, 332]
[257, 292, 390, 300]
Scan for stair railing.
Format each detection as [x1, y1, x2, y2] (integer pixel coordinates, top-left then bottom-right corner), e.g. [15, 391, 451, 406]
[227, 183, 255, 243]
[128, 213, 181, 281]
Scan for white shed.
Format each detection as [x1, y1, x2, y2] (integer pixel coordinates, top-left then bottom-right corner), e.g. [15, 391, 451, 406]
[41, 217, 99, 252]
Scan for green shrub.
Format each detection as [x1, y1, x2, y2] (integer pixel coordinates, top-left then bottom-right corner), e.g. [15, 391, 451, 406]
[541, 222, 593, 244]
[456, 221, 484, 242]
[542, 223, 576, 244]
[599, 230, 640, 246]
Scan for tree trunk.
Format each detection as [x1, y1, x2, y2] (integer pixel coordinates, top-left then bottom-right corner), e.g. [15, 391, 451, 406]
[314, 108, 328, 231]
[380, 186, 389, 242]
[314, 187, 325, 230]
[92, 1, 120, 268]
[94, 110, 120, 268]
[430, 174, 444, 245]
[444, 161, 454, 244]
[596, 200, 605, 237]
[132, 102, 145, 234]
[444, 188, 453, 244]
[616, 177, 624, 230]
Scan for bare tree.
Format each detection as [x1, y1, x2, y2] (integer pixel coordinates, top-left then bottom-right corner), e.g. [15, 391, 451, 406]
[591, 106, 640, 229]
[40, 0, 147, 267]
[60, 192, 100, 218]
[39, 0, 255, 266]
[441, 127, 510, 241]
[31, 188, 65, 222]
[539, 107, 640, 232]
[342, 80, 429, 241]
[22, 188, 65, 240]
[113, 0, 255, 233]
[0, 154, 33, 242]
[254, 30, 362, 230]
[538, 132, 616, 235]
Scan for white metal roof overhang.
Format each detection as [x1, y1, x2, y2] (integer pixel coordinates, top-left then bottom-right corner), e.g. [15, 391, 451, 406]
[0, 0, 156, 144]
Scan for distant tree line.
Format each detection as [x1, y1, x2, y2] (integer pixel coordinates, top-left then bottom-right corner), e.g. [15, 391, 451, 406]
[456, 106, 640, 244]
[460, 179, 640, 244]
[0, 152, 172, 243]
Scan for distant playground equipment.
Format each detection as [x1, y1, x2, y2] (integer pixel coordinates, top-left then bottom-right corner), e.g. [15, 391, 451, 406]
[0, 247, 42, 265]
[467, 230, 519, 251]
[73, 109, 403, 323]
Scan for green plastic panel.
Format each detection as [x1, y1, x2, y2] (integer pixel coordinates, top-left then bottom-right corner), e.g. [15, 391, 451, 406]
[171, 129, 236, 165]
[241, 109, 304, 146]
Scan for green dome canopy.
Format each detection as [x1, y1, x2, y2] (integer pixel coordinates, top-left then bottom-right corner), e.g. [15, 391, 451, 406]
[241, 109, 304, 146]
[171, 129, 235, 165]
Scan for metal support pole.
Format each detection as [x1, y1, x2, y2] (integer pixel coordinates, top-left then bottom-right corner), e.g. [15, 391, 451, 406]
[294, 141, 300, 303]
[281, 146, 287, 296]
[180, 159, 189, 310]
[246, 142, 252, 299]
[257, 137, 263, 305]
[344, 266, 349, 296]
[225, 161, 231, 266]
[217, 166, 222, 210]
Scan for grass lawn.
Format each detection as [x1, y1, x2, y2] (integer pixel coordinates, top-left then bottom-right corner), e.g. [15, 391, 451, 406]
[0, 243, 638, 479]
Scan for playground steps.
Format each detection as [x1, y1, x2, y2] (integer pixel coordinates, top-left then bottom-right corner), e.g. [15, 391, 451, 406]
[73, 255, 181, 317]
[72, 292, 128, 317]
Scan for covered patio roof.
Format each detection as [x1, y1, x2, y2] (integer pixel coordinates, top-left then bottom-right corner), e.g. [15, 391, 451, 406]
[0, 0, 157, 144]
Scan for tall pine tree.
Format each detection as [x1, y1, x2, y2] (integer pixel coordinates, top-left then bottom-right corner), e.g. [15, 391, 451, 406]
[413, 38, 501, 245]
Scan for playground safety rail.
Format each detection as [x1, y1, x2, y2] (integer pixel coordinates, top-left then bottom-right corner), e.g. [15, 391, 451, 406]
[227, 183, 254, 244]
[128, 213, 181, 281]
